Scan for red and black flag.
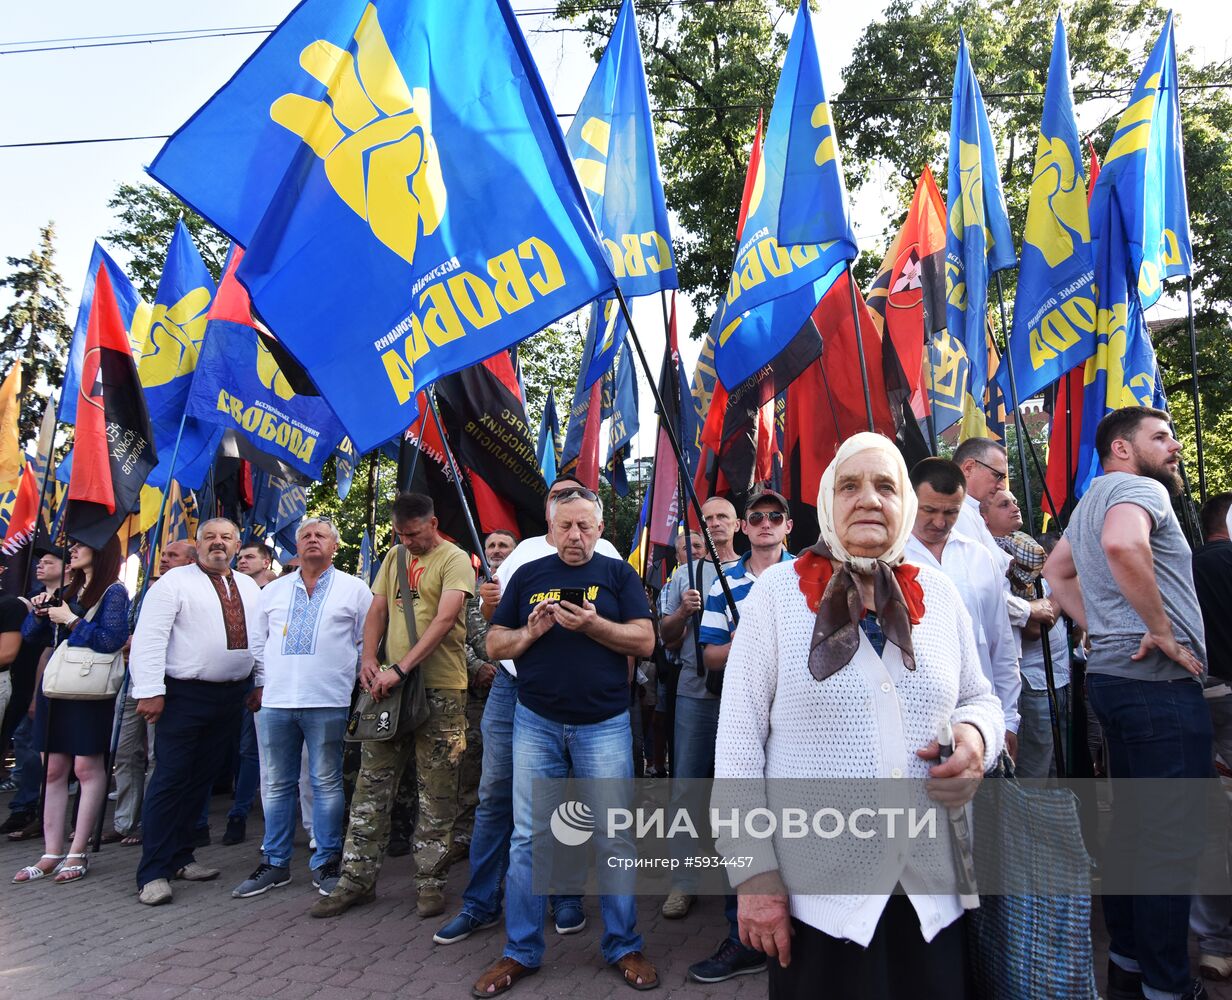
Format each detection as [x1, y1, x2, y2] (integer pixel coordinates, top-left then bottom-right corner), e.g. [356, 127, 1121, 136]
[67, 267, 157, 549]
[866, 166, 948, 462]
[433, 352, 548, 542]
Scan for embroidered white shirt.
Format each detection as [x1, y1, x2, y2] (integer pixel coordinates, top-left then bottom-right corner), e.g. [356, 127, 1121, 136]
[250, 567, 373, 708]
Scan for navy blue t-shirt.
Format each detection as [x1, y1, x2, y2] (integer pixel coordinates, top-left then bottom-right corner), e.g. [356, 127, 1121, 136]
[492, 552, 651, 725]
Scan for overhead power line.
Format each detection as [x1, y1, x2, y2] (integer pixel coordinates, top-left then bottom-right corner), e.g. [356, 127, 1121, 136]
[0, 0, 750, 55]
[2, 82, 1229, 151]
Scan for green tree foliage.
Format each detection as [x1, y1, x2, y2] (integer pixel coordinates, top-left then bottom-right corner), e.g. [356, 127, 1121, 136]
[556, 0, 795, 339]
[105, 183, 229, 300]
[0, 224, 72, 442]
[517, 317, 585, 425]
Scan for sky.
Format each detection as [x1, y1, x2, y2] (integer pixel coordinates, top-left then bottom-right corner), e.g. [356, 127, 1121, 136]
[1, 0, 1229, 465]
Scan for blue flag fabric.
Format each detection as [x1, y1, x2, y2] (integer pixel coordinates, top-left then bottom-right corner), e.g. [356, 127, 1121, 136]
[711, 14, 855, 390]
[358, 528, 375, 583]
[1075, 182, 1156, 495]
[1094, 12, 1192, 309]
[602, 340, 639, 495]
[141, 222, 221, 489]
[579, 296, 628, 390]
[536, 388, 561, 484]
[149, 0, 615, 454]
[185, 319, 345, 481]
[1001, 17, 1095, 404]
[775, 0, 858, 255]
[334, 437, 358, 500]
[247, 468, 306, 551]
[565, 0, 676, 298]
[60, 243, 146, 424]
[946, 31, 1015, 409]
[1073, 16, 1187, 497]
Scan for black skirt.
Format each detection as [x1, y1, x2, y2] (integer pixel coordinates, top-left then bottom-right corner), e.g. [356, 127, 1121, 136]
[768, 895, 969, 1000]
[33, 686, 118, 757]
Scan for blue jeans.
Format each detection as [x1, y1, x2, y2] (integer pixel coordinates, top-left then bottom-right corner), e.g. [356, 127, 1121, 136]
[254, 706, 347, 871]
[670, 696, 738, 938]
[9, 716, 41, 814]
[1088, 673, 1213, 997]
[229, 705, 261, 820]
[504, 702, 642, 968]
[1016, 683, 1070, 781]
[461, 671, 579, 923]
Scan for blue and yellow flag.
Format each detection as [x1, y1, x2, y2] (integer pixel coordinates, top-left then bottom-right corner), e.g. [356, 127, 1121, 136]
[1095, 12, 1192, 308]
[579, 297, 628, 391]
[334, 437, 359, 501]
[1002, 17, 1094, 404]
[184, 246, 343, 481]
[59, 243, 149, 423]
[1073, 15, 1190, 497]
[711, 6, 854, 390]
[536, 388, 561, 484]
[565, 0, 676, 299]
[775, 0, 858, 256]
[140, 221, 219, 488]
[602, 340, 639, 496]
[149, 0, 615, 454]
[946, 31, 1015, 410]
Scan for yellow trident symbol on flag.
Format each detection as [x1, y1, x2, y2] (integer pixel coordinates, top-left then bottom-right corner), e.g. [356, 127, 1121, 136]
[271, 4, 447, 267]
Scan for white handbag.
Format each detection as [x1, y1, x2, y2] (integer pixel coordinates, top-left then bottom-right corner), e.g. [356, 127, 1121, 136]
[40, 600, 125, 701]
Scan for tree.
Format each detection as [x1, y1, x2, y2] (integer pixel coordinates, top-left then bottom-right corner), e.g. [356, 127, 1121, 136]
[517, 316, 585, 426]
[0, 224, 72, 443]
[105, 183, 229, 299]
[556, 0, 795, 339]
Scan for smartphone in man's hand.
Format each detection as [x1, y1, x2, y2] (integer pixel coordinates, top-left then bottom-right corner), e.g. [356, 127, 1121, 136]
[559, 587, 586, 607]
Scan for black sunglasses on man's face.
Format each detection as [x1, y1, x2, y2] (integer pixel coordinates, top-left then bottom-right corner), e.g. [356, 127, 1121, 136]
[746, 510, 786, 526]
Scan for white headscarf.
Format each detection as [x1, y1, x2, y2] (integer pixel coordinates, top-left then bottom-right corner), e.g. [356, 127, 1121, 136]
[816, 432, 917, 575]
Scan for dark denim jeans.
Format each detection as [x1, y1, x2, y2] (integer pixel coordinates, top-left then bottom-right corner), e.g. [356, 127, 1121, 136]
[1087, 673, 1213, 997]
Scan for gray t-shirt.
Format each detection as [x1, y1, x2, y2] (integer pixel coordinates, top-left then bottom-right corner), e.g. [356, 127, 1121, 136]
[1066, 471, 1206, 681]
[660, 556, 738, 700]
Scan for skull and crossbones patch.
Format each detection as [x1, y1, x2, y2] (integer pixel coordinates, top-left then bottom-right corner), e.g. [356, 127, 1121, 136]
[377, 711, 392, 733]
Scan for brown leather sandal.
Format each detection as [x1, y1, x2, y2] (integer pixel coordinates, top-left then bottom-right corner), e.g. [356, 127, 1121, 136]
[615, 951, 659, 990]
[471, 957, 539, 998]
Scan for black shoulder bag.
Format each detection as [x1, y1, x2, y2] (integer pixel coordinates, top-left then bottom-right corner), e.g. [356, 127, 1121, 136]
[345, 546, 431, 741]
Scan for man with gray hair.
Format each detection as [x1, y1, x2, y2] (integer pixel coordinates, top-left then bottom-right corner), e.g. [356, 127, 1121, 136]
[130, 518, 263, 905]
[473, 488, 658, 995]
[231, 518, 373, 900]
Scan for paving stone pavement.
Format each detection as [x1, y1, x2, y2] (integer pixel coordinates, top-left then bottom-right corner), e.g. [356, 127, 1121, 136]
[2, 791, 1231, 999]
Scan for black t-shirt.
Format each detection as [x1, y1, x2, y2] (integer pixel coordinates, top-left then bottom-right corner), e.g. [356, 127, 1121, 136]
[492, 552, 651, 725]
[1193, 540, 1232, 683]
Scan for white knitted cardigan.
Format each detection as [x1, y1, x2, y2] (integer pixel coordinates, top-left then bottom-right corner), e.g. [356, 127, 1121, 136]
[713, 560, 1006, 945]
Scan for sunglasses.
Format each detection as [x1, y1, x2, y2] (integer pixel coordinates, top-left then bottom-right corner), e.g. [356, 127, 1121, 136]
[972, 457, 1008, 483]
[746, 510, 786, 526]
[551, 486, 599, 502]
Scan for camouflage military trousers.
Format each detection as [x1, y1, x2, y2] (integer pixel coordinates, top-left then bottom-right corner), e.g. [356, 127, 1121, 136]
[452, 688, 486, 847]
[338, 688, 467, 895]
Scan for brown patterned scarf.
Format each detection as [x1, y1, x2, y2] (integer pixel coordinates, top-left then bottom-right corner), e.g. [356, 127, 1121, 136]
[203, 568, 248, 650]
[800, 537, 924, 681]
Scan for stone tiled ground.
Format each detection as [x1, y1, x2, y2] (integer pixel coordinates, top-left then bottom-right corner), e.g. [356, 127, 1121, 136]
[1, 791, 1230, 999]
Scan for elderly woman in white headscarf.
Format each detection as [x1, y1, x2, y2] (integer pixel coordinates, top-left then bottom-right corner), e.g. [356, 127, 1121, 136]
[712, 433, 1004, 1000]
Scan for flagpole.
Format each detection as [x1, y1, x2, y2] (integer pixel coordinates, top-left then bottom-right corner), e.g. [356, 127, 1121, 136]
[614, 289, 740, 625]
[22, 419, 60, 588]
[426, 391, 492, 581]
[844, 268, 876, 431]
[1063, 370, 1074, 526]
[659, 289, 707, 671]
[991, 274, 1038, 532]
[1184, 276, 1207, 504]
[364, 452, 379, 547]
[923, 326, 939, 457]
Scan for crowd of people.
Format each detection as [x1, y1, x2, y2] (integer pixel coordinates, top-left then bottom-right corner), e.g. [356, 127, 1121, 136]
[0, 404, 1226, 1000]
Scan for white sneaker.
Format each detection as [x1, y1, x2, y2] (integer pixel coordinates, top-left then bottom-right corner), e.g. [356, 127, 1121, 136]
[139, 879, 173, 905]
[661, 890, 694, 919]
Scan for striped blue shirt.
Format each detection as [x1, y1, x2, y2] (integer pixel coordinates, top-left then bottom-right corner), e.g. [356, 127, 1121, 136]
[698, 549, 794, 647]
